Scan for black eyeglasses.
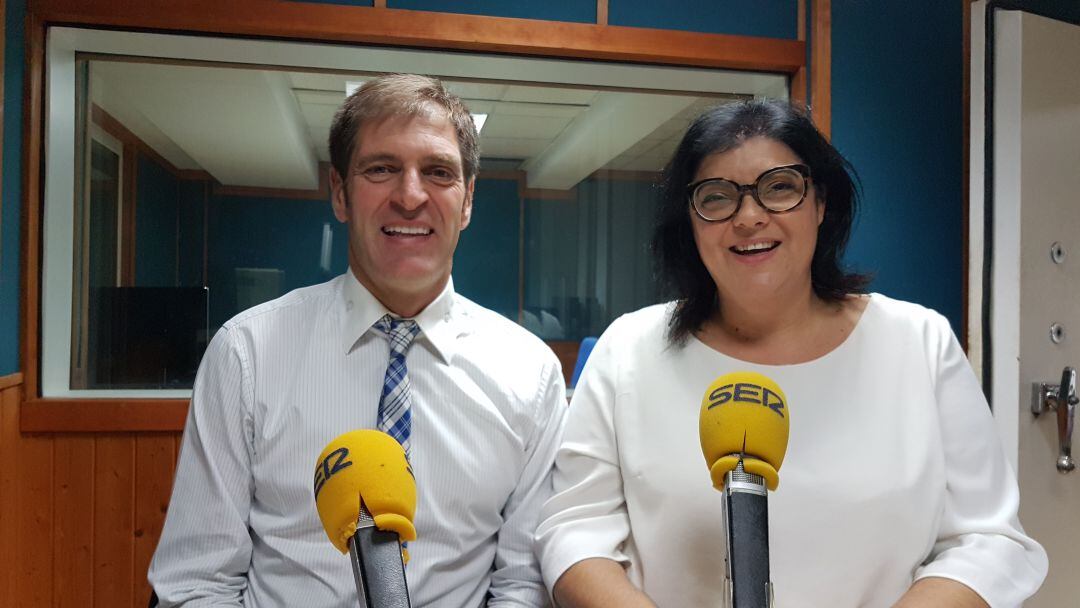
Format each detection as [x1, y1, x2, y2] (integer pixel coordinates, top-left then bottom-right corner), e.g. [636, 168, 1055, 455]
[688, 164, 812, 223]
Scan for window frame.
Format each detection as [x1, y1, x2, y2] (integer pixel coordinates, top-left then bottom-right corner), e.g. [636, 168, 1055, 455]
[20, 1, 813, 431]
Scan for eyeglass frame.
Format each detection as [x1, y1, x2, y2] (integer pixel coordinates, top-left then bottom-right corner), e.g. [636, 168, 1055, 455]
[687, 163, 813, 223]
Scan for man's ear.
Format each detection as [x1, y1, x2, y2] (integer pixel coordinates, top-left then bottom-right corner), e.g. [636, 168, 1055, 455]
[460, 177, 475, 230]
[330, 167, 348, 223]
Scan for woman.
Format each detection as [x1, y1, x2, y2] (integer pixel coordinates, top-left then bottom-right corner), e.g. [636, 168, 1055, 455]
[535, 101, 1047, 607]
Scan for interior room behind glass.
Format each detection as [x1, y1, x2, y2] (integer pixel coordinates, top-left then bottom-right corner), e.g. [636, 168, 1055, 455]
[47, 34, 784, 395]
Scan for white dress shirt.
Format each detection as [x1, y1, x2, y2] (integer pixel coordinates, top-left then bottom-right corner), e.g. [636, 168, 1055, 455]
[536, 294, 1047, 607]
[149, 273, 567, 607]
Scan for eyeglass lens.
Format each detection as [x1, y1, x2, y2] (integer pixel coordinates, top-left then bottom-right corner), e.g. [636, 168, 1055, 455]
[693, 166, 807, 220]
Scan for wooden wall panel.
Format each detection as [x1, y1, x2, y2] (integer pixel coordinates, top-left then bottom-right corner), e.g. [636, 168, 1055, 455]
[2, 379, 182, 606]
[0, 382, 21, 605]
[54, 436, 96, 606]
[94, 435, 136, 608]
[133, 435, 177, 607]
[16, 429, 54, 606]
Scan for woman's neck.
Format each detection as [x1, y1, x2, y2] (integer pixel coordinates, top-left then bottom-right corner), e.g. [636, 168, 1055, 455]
[696, 284, 864, 365]
[713, 285, 822, 343]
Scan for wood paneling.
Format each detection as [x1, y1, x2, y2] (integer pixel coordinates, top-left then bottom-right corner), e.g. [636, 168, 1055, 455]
[811, 0, 831, 136]
[16, 420, 53, 606]
[0, 383, 21, 604]
[546, 340, 581, 387]
[0, 371, 22, 390]
[21, 9, 44, 402]
[133, 434, 176, 607]
[22, 399, 189, 432]
[31, 0, 805, 73]
[2, 381, 183, 606]
[94, 435, 135, 608]
[54, 435, 95, 606]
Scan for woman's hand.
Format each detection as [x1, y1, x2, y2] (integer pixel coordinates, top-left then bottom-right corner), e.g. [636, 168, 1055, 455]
[552, 558, 658, 608]
[892, 577, 989, 608]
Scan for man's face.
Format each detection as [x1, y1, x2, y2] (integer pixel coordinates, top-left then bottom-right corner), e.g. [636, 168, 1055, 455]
[330, 112, 474, 315]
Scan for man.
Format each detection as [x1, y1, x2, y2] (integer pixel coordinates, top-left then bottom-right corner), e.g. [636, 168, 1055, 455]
[149, 74, 567, 607]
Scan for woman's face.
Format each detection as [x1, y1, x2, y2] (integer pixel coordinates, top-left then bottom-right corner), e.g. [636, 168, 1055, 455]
[689, 136, 825, 307]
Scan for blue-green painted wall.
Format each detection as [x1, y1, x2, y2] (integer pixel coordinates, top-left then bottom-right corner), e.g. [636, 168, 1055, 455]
[205, 193, 346, 328]
[1, 0, 26, 375]
[610, 0, 797, 39]
[832, 0, 963, 330]
[454, 178, 520, 319]
[135, 155, 181, 287]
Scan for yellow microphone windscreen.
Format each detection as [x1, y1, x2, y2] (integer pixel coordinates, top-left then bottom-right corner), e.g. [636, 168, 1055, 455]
[699, 371, 789, 491]
[313, 430, 417, 554]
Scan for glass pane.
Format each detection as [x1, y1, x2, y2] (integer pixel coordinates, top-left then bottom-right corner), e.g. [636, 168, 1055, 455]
[46, 30, 786, 395]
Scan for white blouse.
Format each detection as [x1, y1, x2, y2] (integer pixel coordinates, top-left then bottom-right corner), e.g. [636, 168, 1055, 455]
[536, 294, 1047, 607]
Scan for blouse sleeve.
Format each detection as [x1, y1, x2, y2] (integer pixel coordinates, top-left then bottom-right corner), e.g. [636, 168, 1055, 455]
[913, 314, 1048, 607]
[534, 324, 634, 593]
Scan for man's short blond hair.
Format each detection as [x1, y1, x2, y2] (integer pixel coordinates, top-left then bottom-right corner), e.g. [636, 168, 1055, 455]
[328, 73, 480, 183]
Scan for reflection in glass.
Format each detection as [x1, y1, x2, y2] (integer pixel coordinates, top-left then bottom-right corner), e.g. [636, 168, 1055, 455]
[62, 51, 776, 391]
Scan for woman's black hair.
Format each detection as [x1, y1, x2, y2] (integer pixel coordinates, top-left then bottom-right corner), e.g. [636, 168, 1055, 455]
[652, 99, 871, 345]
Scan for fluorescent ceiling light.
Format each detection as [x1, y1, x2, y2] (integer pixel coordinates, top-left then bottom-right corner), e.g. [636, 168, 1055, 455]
[472, 113, 488, 133]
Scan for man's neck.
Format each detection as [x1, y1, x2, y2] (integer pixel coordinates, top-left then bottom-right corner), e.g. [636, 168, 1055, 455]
[352, 269, 447, 319]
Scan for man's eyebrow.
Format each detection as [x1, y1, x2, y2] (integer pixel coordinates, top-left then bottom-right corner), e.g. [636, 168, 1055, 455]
[424, 153, 461, 167]
[351, 153, 398, 168]
[351, 153, 461, 168]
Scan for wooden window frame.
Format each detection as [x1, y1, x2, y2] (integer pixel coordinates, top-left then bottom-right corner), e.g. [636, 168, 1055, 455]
[19, 0, 826, 432]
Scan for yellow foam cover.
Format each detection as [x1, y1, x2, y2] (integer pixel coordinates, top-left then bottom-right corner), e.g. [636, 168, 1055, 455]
[699, 371, 790, 491]
[313, 430, 417, 556]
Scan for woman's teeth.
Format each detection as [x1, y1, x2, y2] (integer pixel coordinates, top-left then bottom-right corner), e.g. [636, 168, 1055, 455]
[732, 241, 779, 254]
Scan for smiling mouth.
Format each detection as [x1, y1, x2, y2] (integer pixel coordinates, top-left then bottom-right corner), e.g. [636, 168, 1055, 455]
[382, 226, 433, 237]
[731, 241, 780, 256]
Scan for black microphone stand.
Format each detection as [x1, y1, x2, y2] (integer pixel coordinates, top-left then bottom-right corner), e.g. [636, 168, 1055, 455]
[348, 503, 412, 608]
[722, 460, 774, 608]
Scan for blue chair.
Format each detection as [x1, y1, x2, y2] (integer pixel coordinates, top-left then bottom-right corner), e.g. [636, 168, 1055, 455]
[569, 337, 599, 390]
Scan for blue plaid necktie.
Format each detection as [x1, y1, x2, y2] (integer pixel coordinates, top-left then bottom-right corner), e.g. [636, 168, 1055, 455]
[374, 315, 421, 457]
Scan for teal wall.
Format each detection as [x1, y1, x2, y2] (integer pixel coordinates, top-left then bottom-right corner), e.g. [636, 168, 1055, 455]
[206, 192, 345, 328]
[454, 178, 520, 319]
[1, 0, 26, 375]
[202, 176, 519, 329]
[610, 0, 797, 39]
[832, 0, 963, 331]
[135, 155, 181, 287]
[0, 0, 973, 376]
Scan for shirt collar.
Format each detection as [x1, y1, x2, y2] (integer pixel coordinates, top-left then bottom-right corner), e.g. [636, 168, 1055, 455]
[340, 272, 458, 364]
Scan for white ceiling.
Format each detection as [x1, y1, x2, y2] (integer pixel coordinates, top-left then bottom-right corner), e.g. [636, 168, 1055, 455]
[91, 60, 739, 191]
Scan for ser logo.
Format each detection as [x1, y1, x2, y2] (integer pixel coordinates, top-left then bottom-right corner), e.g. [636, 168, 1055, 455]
[313, 447, 353, 499]
[706, 382, 785, 418]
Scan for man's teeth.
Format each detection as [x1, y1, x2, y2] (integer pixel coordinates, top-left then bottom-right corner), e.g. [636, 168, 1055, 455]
[383, 226, 432, 236]
[733, 241, 778, 253]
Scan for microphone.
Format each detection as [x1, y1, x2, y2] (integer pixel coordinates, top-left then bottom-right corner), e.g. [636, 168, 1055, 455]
[699, 372, 790, 608]
[314, 430, 417, 608]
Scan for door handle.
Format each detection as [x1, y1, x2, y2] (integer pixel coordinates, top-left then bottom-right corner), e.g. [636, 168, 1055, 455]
[1031, 366, 1078, 473]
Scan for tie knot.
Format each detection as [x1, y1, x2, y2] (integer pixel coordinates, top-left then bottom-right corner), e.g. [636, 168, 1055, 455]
[375, 315, 420, 355]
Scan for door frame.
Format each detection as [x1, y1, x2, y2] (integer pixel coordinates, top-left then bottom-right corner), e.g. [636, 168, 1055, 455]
[969, 0, 1080, 469]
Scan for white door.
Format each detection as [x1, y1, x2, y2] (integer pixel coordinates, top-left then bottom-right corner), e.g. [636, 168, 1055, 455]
[971, 5, 1080, 605]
